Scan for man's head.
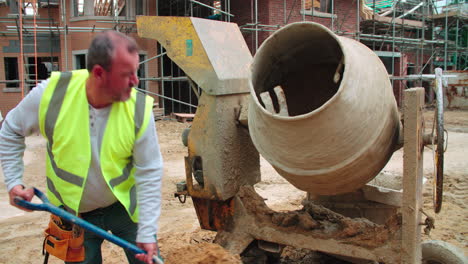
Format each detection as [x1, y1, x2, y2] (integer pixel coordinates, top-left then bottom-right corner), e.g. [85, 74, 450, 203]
[87, 30, 140, 104]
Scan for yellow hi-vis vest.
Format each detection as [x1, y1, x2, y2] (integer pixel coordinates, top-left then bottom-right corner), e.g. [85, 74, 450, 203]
[38, 70, 154, 222]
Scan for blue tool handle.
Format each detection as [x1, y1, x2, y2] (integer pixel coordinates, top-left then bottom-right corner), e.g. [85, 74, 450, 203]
[14, 187, 164, 264]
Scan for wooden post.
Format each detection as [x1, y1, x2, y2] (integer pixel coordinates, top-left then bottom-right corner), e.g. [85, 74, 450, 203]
[402, 88, 425, 264]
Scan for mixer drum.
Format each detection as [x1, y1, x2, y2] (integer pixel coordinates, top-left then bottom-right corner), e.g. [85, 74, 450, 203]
[248, 22, 400, 195]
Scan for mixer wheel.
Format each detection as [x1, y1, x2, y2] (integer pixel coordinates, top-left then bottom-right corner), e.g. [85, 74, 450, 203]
[241, 240, 281, 264]
[181, 127, 190, 147]
[422, 240, 467, 264]
[432, 68, 445, 214]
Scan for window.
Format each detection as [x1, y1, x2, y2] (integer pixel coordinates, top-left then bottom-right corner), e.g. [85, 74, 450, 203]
[73, 0, 84, 16]
[74, 54, 87, 70]
[7, 0, 38, 16]
[314, 0, 332, 14]
[74, 0, 127, 17]
[72, 0, 145, 18]
[302, 0, 335, 18]
[23, 2, 38, 16]
[213, 0, 221, 14]
[135, 0, 144, 15]
[4, 57, 19, 88]
[27, 57, 59, 80]
[138, 54, 146, 90]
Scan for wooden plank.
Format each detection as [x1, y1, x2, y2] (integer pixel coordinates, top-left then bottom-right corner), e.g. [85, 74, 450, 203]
[153, 108, 164, 120]
[432, 11, 463, 19]
[373, 15, 423, 28]
[173, 113, 195, 123]
[402, 87, 424, 264]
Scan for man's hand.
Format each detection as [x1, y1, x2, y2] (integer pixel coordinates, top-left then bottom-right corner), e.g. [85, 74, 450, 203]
[8, 185, 34, 211]
[136, 242, 159, 264]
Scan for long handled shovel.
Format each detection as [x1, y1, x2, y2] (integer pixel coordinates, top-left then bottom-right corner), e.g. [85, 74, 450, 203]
[15, 187, 164, 264]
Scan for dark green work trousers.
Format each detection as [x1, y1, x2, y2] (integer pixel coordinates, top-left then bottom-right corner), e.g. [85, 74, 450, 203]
[66, 202, 145, 264]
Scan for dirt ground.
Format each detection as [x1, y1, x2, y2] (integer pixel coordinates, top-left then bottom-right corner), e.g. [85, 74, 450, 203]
[0, 109, 466, 264]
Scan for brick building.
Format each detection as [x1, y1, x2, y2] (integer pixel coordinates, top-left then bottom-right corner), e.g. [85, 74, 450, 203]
[1, 0, 466, 117]
[0, 0, 160, 117]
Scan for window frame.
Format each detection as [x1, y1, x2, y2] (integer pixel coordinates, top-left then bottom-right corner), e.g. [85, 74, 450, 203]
[70, 0, 146, 20]
[138, 52, 147, 91]
[3, 57, 21, 92]
[72, 50, 88, 70]
[301, 0, 337, 19]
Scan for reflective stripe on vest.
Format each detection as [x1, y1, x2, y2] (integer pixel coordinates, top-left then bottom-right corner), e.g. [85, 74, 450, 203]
[41, 70, 151, 219]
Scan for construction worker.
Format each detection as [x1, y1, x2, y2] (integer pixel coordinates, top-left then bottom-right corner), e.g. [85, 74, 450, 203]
[0, 31, 163, 264]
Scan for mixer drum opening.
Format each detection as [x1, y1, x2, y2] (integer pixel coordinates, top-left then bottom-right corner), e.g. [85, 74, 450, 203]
[251, 24, 344, 117]
[248, 22, 400, 195]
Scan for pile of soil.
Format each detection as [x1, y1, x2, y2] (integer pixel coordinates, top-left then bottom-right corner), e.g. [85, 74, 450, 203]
[164, 243, 241, 264]
[0, 110, 466, 263]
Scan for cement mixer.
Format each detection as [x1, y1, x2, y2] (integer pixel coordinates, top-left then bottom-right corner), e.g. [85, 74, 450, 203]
[248, 22, 400, 195]
[137, 17, 464, 264]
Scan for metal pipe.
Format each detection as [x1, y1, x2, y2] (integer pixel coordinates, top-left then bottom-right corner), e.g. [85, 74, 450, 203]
[139, 52, 167, 65]
[135, 88, 197, 109]
[372, 0, 376, 50]
[190, 0, 193, 16]
[455, 17, 459, 69]
[355, 0, 359, 40]
[241, 28, 277, 32]
[6, 29, 124, 33]
[302, 0, 305, 21]
[359, 38, 467, 52]
[160, 44, 165, 111]
[0, 16, 51, 20]
[178, 68, 181, 113]
[189, 76, 192, 113]
[61, 0, 68, 71]
[311, 0, 314, 22]
[255, 0, 258, 52]
[189, 0, 234, 17]
[96, 20, 136, 24]
[0, 20, 52, 24]
[390, 74, 458, 80]
[284, 0, 286, 25]
[0, 79, 43, 83]
[397, 2, 424, 19]
[444, 0, 448, 70]
[419, 0, 426, 76]
[331, 0, 334, 31]
[391, 1, 397, 77]
[139, 77, 189, 81]
[354, 33, 447, 44]
[0, 80, 22, 83]
[171, 60, 174, 112]
[19, 0, 24, 97]
[243, 23, 280, 28]
[7, 25, 113, 30]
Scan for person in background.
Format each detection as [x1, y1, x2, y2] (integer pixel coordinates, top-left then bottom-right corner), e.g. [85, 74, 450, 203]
[0, 30, 163, 264]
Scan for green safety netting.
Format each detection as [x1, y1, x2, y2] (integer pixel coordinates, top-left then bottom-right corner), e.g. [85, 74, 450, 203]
[365, 0, 394, 12]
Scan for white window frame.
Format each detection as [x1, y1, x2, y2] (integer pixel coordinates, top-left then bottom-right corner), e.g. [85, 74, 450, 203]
[301, 0, 337, 19]
[138, 51, 148, 90]
[69, 0, 146, 20]
[72, 49, 88, 70]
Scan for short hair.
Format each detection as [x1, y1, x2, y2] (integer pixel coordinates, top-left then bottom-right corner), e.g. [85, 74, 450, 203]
[86, 30, 139, 72]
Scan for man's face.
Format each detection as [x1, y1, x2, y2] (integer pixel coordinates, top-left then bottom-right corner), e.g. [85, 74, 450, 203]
[101, 44, 140, 102]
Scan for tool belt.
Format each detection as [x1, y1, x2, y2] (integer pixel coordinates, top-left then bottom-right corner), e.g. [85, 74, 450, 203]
[43, 214, 85, 262]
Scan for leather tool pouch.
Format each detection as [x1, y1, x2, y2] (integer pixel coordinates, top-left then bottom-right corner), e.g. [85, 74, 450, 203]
[43, 214, 85, 262]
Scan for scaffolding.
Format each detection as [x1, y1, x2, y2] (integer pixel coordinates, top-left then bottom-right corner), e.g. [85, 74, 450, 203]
[1, 0, 467, 114]
[151, 0, 467, 108]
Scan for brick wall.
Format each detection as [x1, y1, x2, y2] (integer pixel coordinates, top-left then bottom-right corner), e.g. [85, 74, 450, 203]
[0, 3, 160, 117]
[231, 0, 359, 54]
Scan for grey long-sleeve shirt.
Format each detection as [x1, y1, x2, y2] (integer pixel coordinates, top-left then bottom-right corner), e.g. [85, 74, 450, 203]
[0, 79, 163, 243]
